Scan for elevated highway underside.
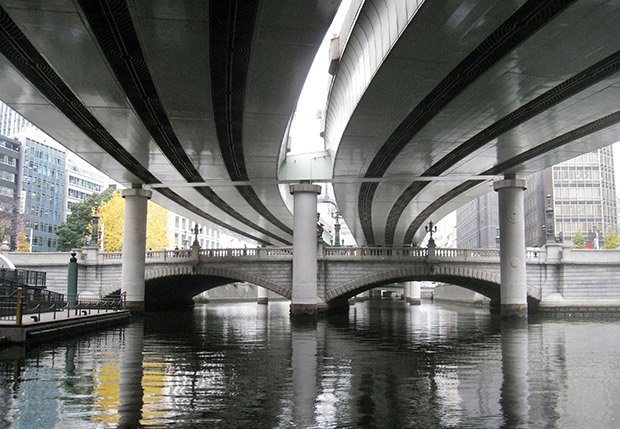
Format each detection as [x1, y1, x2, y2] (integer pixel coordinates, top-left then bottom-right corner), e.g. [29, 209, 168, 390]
[326, 0, 620, 246]
[0, 1, 618, 249]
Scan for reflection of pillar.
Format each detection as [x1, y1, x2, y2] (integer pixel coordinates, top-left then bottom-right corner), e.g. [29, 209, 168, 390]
[119, 321, 145, 427]
[65, 345, 76, 375]
[291, 326, 317, 427]
[121, 187, 152, 312]
[501, 320, 529, 427]
[257, 286, 268, 305]
[405, 281, 421, 305]
[289, 183, 321, 318]
[494, 176, 527, 318]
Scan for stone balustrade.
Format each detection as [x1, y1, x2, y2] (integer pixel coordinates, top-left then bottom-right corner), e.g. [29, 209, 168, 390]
[4, 245, 620, 313]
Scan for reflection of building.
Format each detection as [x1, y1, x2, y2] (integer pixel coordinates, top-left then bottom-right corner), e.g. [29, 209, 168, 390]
[18, 132, 66, 252]
[0, 135, 23, 248]
[457, 147, 617, 247]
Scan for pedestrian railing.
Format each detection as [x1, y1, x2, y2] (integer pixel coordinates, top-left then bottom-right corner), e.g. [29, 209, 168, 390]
[0, 287, 124, 325]
[0, 268, 47, 288]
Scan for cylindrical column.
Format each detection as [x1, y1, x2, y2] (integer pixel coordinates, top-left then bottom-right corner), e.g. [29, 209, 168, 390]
[67, 252, 78, 307]
[289, 183, 321, 318]
[121, 187, 152, 312]
[494, 177, 527, 318]
[257, 286, 268, 305]
[406, 281, 421, 305]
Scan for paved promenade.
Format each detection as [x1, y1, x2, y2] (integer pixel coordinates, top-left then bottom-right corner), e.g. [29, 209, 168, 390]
[0, 309, 130, 343]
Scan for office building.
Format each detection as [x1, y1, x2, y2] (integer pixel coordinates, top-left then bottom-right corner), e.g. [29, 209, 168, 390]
[17, 130, 66, 252]
[0, 135, 23, 248]
[65, 154, 109, 213]
[457, 146, 617, 248]
[0, 101, 31, 137]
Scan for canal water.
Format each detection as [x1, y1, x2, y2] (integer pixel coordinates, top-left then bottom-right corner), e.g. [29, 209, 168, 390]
[1, 300, 619, 428]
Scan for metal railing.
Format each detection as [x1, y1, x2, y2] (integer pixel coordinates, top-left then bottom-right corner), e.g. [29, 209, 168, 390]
[0, 287, 124, 325]
[0, 268, 47, 288]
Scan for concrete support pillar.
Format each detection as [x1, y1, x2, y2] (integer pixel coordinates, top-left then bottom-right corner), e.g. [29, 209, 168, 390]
[494, 177, 527, 318]
[257, 286, 268, 305]
[120, 187, 152, 312]
[289, 183, 321, 318]
[405, 281, 421, 305]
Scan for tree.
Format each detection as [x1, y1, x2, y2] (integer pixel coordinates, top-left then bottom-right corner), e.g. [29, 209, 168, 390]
[572, 230, 585, 249]
[603, 229, 620, 249]
[56, 188, 114, 251]
[98, 192, 124, 251]
[146, 201, 169, 250]
[98, 191, 169, 251]
[0, 196, 21, 249]
[16, 229, 29, 252]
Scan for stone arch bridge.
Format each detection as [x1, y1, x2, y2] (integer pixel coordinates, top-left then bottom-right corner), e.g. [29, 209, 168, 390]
[7, 245, 620, 312]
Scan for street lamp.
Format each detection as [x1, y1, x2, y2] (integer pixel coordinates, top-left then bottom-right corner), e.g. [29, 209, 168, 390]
[425, 221, 437, 248]
[545, 194, 555, 243]
[91, 203, 100, 247]
[192, 223, 202, 247]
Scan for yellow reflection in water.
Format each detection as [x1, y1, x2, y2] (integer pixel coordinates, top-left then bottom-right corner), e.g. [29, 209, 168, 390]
[92, 360, 167, 425]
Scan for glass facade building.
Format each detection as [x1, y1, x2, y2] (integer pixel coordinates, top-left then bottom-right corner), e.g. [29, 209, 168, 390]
[65, 155, 108, 214]
[20, 136, 66, 252]
[0, 135, 22, 248]
[457, 147, 617, 248]
[552, 146, 616, 243]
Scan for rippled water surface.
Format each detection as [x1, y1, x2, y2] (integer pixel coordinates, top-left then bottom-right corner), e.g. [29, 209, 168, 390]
[1, 301, 619, 428]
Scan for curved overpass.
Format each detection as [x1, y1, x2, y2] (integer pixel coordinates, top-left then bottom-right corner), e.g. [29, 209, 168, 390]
[325, 0, 620, 246]
[0, 1, 618, 254]
[0, 0, 341, 246]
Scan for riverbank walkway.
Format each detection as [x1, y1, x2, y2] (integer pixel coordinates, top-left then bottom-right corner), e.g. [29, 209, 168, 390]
[0, 309, 130, 344]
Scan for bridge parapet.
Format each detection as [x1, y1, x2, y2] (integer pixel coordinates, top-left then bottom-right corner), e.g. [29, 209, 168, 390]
[322, 247, 427, 260]
[198, 247, 293, 261]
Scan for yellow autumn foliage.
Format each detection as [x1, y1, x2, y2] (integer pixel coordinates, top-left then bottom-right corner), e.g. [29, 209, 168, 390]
[98, 191, 169, 252]
[17, 229, 30, 252]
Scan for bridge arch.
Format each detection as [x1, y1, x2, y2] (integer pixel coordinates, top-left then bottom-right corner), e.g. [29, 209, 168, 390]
[143, 264, 291, 310]
[326, 264, 540, 307]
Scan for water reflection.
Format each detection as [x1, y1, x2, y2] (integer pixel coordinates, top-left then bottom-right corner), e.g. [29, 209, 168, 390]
[118, 320, 144, 427]
[0, 301, 619, 427]
[291, 324, 318, 427]
[501, 320, 529, 427]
